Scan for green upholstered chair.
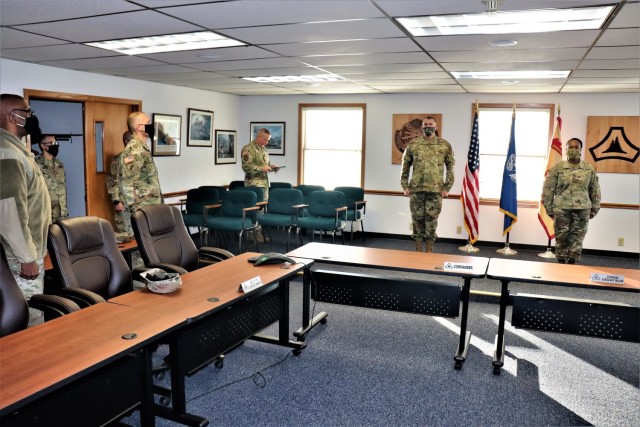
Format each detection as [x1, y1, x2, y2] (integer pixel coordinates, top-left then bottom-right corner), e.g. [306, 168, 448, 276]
[228, 180, 245, 190]
[295, 190, 348, 245]
[181, 187, 220, 245]
[334, 186, 367, 244]
[269, 181, 293, 192]
[258, 188, 303, 251]
[205, 190, 260, 254]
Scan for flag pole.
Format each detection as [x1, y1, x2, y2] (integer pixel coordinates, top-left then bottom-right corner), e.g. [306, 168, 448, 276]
[538, 103, 561, 259]
[459, 100, 480, 253]
[497, 232, 518, 255]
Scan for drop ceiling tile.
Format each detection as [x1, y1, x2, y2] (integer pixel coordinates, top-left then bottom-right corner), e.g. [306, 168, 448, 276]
[571, 69, 640, 77]
[442, 60, 580, 72]
[138, 46, 279, 64]
[585, 46, 640, 60]
[608, 2, 639, 28]
[39, 56, 162, 70]
[0, 0, 142, 25]
[1, 44, 117, 61]
[596, 28, 640, 46]
[415, 31, 599, 51]
[216, 67, 319, 77]
[1, 28, 70, 49]
[299, 52, 429, 66]
[579, 59, 640, 69]
[321, 64, 442, 74]
[267, 38, 419, 57]
[432, 47, 587, 63]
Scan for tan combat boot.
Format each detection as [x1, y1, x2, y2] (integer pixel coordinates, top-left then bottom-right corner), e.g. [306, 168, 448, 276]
[425, 242, 434, 253]
[415, 241, 423, 252]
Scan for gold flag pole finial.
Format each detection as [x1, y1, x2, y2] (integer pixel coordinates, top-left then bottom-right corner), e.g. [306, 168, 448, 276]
[557, 104, 561, 115]
[475, 99, 479, 112]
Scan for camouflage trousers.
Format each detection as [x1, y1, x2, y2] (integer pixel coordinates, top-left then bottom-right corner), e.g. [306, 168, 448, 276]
[409, 191, 442, 243]
[6, 254, 45, 327]
[554, 209, 590, 262]
[51, 201, 67, 223]
[114, 208, 133, 236]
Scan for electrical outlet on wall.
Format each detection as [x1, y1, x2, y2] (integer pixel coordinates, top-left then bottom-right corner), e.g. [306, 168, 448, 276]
[456, 226, 462, 234]
[618, 237, 624, 246]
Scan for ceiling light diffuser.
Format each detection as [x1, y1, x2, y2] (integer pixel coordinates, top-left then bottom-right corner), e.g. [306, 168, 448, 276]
[452, 70, 570, 79]
[397, 5, 614, 36]
[242, 74, 348, 83]
[86, 31, 245, 55]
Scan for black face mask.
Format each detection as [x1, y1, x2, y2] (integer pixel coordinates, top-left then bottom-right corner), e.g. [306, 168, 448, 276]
[15, 112, 42, 143]
[144, 124, 155, 137]
[47, 145, 59, 157]
[422, 127, 435, 137]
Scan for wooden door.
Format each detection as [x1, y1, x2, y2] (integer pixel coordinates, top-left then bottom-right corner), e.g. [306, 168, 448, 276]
[84, 102, 135, 222]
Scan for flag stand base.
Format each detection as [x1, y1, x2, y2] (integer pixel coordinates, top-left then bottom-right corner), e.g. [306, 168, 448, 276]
[459, 243, 480, 253]
[496, 243, 517, 256]
[538, 247, 556, 259]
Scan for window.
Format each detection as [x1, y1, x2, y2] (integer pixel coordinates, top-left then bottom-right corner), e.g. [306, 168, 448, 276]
[477, 103, 554, 201]
[298, 104, 366, 189]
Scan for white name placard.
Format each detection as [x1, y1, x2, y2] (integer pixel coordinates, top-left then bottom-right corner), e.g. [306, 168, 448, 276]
[239, 276, 264, 293]
[443, 262, 474, 272]
[589, 273, 624, 284]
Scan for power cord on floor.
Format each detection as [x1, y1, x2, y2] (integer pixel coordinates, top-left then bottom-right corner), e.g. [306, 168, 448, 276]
[187, 350, 293, 403]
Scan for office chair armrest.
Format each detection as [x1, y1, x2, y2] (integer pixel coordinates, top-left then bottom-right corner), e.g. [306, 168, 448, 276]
[29, 293, 81, 320]
[242, 206, 261, 223]
[199, 247, 235, 262]
[291, 204, 308, 222]
[146, 263, 189, 276]
[57, 288, 106, 308]
[257, 201, 268, 211]
[335, 206, 348, 223]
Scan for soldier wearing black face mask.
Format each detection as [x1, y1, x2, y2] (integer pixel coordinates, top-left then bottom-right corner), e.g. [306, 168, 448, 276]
[0, 93, 51, 326]
[35, 135, 68, 222]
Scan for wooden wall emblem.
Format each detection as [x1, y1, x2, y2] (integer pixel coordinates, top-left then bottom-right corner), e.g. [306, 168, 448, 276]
[391, 113, 442, 164]
[586, 116, 639, 174]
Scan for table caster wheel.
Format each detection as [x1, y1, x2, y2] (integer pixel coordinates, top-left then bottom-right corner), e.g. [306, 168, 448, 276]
[159, 396, 171, 406]
[493, 366, 501, 375]
[320, 318, 328, 324]
[454, 361, 462, 370]
[214, 358, 224, 369]
[292, 348, 302, 356]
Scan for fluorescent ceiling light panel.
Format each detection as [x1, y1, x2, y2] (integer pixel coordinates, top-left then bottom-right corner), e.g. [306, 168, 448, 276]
[397, 5, 614, 36]
[86, 31, 246, 55]
[242, 74, 348, 83]
[452, 70, 570, 79]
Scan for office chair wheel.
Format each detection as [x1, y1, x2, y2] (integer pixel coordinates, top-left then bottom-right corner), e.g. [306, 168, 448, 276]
[320, 318, 328, 324]
[214, 358, 224, 369]
[493, 366, 501, 375]
[153, 371, 165, 380]
[292, 348, 303, 356]
[159, 396, 172, 407]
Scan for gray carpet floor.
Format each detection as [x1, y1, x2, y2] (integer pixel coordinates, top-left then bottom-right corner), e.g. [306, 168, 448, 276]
[124, 235, 639, 427]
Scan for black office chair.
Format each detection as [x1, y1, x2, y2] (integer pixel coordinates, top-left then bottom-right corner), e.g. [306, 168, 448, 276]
[132, 204, 234, 274]
[47, 217, 131, 306]
[1, 247, 80, 336]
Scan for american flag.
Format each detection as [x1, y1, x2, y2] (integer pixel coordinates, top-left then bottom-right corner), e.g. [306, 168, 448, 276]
[461, 110, 480, 243]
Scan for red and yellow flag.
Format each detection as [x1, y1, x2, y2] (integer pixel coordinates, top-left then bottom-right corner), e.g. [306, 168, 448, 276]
[538, 107, 563, 239]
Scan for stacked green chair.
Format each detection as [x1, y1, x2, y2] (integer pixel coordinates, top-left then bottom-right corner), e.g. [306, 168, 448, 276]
[334, 186, 367, 244]
[269, 181, 293, 192]
[181, 187, 220, 246]
[205, 190, 260, 254]
[295, 190, 348, 245]
[228, 180, 245, 190]
[258, 188, 303, 251]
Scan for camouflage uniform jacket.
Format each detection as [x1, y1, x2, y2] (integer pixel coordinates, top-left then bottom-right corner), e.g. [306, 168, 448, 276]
[400, 136, 455, 193]
[34, 154, 68, 221]
[119, 137, 162, 210]
[241, 140, 272, 188]
[542, 160, 601, 216]
[0, 128, 51, 263]
[106, 152, 123, 203]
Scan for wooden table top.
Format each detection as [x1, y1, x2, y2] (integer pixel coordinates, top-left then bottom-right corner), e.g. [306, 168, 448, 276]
[286, 242, 489, 277]
[0, 302, 179, 414]
[487, 257, 640, 293]
[110, 253, 313, 322]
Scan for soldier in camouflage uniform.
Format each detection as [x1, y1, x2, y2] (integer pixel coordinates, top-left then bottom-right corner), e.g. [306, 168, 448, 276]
[0, 93, 51, 326]
[542, 137, 600, 264]
[35, 135, 68, 222]
[400, 116, 455, 252]
[120, 112, 162, 212]
[107, 131, 134, 239]
[241, 127, 280, 201]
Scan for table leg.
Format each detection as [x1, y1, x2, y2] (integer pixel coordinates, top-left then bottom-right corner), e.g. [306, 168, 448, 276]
[492, 279, 510, 375]
[454, 278, 472, 369]
[293, 268, 327, 341]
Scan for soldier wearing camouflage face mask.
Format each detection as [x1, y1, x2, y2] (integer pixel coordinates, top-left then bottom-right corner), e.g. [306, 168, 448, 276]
[35, 134, 68, 222]
[542, 137, 601, 264]
[400, 116, 455, 253]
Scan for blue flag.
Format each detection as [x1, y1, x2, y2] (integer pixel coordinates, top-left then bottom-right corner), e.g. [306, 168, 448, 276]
[499, 112, 517, 235]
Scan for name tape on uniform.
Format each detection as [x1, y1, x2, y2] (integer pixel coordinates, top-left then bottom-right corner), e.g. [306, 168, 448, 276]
[444, 262, 474, 271]
[589, 273, 624, 284]
[239, 276, 264, 293]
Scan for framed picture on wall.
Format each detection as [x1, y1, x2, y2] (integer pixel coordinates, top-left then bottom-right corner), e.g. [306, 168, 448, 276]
[187, 108, 214, 147]
[151, 113, 181, 156]
[250, 122, 285, 155]
[215, 130, 237, 164]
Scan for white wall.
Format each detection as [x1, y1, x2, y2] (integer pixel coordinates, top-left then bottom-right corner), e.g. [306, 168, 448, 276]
[238, 93, 640, 253]
[2, 58, 638, 253]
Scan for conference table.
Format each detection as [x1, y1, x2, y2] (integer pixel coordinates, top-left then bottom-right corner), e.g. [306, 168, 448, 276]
[487, 258, 640, 374]
[109, 252, 313, 426]
[0, 302, 181, 427]
[287, 242, 490, 369]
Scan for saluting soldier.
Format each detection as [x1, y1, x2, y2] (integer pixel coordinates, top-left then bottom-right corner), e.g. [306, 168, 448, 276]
[542, 137, 601, 264]
[400, 116, 455, 253]
[240, 127, 280, 201]
[119, 112, 162, 213]
[107, 130, 134, 238]
[35, 134, 68, 222]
